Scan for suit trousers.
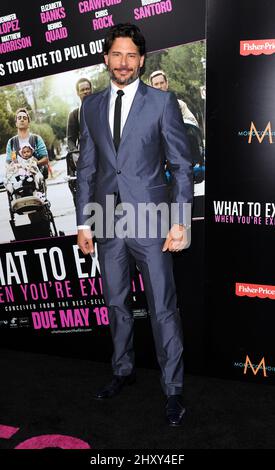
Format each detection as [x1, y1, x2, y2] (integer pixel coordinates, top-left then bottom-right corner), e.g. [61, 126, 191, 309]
[97, 236, 184, 396]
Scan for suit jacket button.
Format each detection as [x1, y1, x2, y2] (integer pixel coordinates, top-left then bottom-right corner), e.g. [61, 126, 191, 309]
[117, 170, 121, 174]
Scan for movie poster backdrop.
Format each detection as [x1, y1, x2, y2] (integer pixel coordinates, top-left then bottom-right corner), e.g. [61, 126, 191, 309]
[0, 0, 206, 370]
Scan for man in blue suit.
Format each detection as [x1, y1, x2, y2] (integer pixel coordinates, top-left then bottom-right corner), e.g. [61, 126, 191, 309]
[76, 23, 193, 426]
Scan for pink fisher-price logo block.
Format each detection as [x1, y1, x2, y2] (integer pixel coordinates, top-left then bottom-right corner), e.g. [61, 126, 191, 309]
[240, 39, 275, 56]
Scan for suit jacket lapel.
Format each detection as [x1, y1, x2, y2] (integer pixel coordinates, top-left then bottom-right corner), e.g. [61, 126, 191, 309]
[99, 86, 116, 157]
[119, 81, 147, 149]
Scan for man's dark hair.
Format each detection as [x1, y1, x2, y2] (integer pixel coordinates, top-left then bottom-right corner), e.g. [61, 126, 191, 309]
[15, 107, 31, 123]
[103, 23, 146, 57]
[75, 77, 92, 94]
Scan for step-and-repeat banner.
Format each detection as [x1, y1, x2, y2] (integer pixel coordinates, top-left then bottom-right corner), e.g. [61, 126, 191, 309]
[0, 0, 206, 369]
[207, 0, 275, 383]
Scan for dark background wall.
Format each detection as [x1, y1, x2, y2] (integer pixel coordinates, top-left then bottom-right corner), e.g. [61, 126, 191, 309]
[206, 0, 275, 383]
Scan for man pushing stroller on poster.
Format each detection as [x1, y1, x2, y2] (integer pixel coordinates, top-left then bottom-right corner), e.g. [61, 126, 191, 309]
[5, 107, 49, 199]
[2, 107, 59, 241]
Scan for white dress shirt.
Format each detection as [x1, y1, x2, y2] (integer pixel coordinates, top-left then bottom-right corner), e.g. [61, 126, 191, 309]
[108, 77, 140, 137]
[78, 78, 140, 230]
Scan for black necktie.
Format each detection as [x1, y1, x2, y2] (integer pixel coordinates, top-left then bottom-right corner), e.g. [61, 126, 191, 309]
[113, 89, 124, 152]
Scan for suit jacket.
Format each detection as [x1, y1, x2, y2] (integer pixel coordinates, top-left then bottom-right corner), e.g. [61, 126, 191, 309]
[76, 80, 193, 245]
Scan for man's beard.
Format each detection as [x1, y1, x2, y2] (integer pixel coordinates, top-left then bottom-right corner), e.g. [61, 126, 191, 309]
[108, 66, 140, 86]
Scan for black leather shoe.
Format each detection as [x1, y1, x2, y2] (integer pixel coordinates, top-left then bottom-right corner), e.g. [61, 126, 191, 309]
[94, 373, 136, 399]
[165, 395, 186, 427]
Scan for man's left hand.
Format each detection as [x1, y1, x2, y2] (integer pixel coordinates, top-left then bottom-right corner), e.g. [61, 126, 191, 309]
[162, 224, 190, 252]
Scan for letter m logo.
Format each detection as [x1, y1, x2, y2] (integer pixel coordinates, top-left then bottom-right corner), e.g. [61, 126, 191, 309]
[244, 355, 267, 377]
[248, 121, 273, 144]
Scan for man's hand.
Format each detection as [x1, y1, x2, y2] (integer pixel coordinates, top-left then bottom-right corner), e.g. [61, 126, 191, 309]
[37, 156, 49, 166]
[77, 228, 94, 255]
[162, 224, 190, 252]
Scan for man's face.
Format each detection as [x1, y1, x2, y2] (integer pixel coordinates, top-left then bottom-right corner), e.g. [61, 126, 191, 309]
[77, 81, 92, 102]
[151, 75, 168, 91]
[104, 37, 145, 88]
[16, 112, 29, 130]
[21, 147, 32, 159]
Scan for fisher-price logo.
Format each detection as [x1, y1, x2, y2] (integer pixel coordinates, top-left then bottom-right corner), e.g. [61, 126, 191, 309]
[240, 39, 275, 56]
[236, 283, 275, 300]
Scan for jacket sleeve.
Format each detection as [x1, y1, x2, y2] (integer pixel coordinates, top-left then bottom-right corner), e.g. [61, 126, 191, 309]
[161, 91, 193, 227]
[67, 109, 79, 152]
[76, 100, 98, 226]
